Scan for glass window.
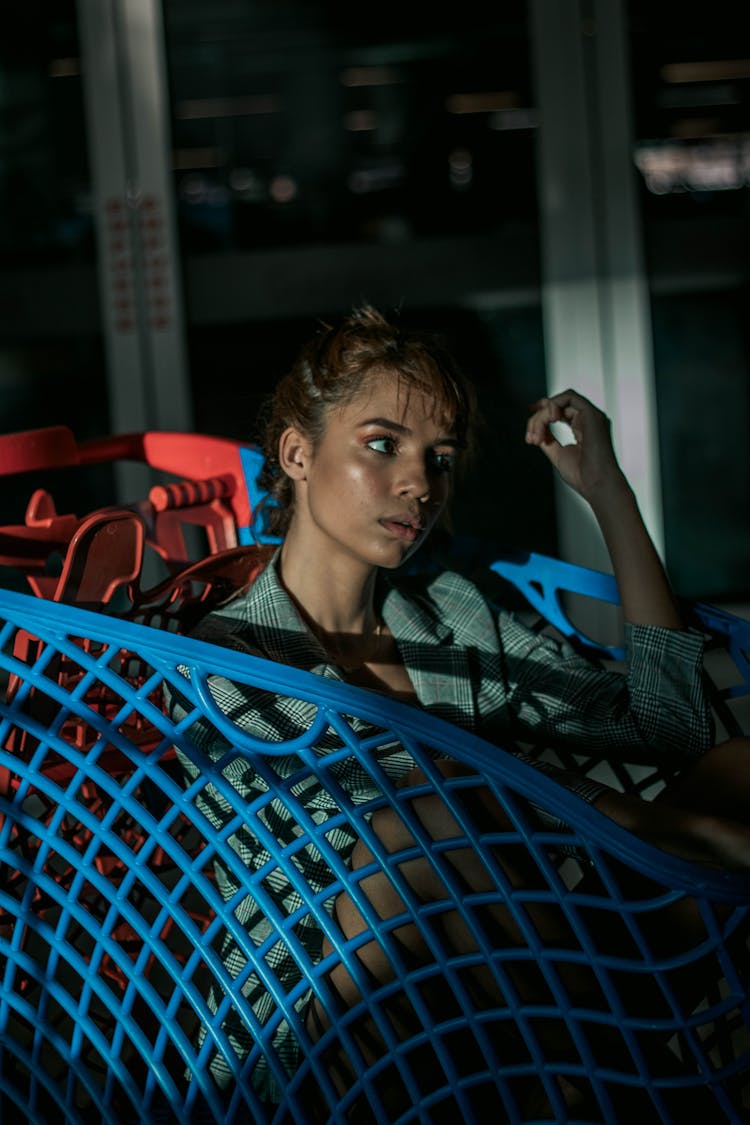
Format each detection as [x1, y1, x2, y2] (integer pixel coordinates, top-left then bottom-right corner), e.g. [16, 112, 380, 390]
[165, 1, 549, 566]
[163, 0, 536, 252]
[0, 2, 108, 537]
[628, 0, 750, 601]
[0, 3, 94, 265]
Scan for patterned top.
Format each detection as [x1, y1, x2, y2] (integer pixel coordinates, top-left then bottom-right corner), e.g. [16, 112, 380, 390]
[169, 553, 712, 1101]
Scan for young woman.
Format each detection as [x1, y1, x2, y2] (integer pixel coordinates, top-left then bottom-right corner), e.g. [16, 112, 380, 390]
[171, 304, 750, 1112]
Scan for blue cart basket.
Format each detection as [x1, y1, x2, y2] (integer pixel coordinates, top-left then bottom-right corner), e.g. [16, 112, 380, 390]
[0, 426, 748, 1123]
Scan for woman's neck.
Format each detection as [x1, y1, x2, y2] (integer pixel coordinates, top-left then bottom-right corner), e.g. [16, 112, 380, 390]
[277, 527, 416, 700]
[277, 536, 380, 636]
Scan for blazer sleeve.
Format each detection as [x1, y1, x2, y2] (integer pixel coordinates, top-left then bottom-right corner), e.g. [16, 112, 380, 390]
[495, 609, 714, 762]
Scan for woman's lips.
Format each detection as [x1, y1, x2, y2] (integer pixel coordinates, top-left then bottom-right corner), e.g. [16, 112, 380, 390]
[380, 518, 423, 543]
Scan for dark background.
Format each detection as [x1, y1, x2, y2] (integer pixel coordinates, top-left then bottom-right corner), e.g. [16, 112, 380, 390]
[1, 0, 748, 600]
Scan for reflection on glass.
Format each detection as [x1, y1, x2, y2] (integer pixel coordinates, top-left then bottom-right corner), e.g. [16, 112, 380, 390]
[634, 136, 750, 196]
[628, 0, 750, 601]
[628, 2, 750, 220]
[0, 2, 106, 535]
[0, 3, 93, 265]
[162, 0, 535, 252]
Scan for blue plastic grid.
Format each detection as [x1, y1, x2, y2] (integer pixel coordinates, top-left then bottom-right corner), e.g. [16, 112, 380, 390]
[488, 551, 624, 660]
[0, 587, 748, 1123]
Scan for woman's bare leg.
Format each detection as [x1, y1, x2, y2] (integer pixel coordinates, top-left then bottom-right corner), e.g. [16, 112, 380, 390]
[310, 748, 750, 1116]
[310, 761, 593, 1117]
[325, 760, 579, 1000]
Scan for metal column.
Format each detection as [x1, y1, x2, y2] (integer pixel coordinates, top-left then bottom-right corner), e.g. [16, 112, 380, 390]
[77, 0, 192, 499]
[531, 0, 663, 583]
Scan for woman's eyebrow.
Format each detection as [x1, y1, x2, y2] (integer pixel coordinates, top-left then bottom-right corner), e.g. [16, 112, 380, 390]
[359, 416, 459, 443]
[358, 416, 410, 433]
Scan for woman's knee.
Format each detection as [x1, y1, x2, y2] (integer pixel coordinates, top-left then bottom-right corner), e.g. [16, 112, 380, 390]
[689, 736, 750, 777]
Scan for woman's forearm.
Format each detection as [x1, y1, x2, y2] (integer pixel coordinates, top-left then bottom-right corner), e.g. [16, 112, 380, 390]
[587, 472, 684, 630]
[525, 390, 683, 632]
[594, 787, 750, 870]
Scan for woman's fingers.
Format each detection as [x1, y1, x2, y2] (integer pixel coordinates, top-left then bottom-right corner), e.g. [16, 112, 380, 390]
[525, 389, 624, 498]
[525, 397, 559, 445]
[527, 391, 614, 450]
[526, 391, 588, 448]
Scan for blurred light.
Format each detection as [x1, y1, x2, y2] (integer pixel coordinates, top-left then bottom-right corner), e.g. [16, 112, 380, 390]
[340, 66, 403, 87]
[347, 161, 404, 194]
[446, 91, 520, 114]
[489, 108, 539, 131]
[228, 168, 265, 202]
[175, 95, 281, 120]
[344, 110, 378, 132]
[633, 136, 750, 194]
[179, 175, 210, 203]
[661, 59, 750, 83]
[229, 168, 257, 193]
[269, 175, 297, 204]
[449, 147, 473, 189]
[49, 58, 80, 78]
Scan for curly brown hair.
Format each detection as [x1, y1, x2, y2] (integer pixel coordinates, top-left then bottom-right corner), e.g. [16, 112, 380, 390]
[257, 304, 477, 536]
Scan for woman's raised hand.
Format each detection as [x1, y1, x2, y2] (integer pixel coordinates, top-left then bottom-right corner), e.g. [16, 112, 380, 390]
[527, 388, 682, 628]
[525, 389, 626, 503]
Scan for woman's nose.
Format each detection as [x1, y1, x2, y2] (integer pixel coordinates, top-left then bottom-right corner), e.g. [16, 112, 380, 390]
[396, 458, 430, 501]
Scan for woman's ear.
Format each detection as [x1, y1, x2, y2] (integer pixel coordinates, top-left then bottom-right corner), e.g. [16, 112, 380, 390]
[278, 426, 312, 481]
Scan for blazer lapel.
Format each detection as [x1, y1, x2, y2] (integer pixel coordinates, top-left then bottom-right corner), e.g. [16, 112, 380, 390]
[236, 558, 343, 678]
[383, 583, 476, 729]
[244, 561, 477, 727]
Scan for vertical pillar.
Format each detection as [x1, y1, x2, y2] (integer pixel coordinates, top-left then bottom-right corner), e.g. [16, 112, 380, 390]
[594, 0, 663, 551]
[530, 0, 663, 588]
[77, 0, 191, 500]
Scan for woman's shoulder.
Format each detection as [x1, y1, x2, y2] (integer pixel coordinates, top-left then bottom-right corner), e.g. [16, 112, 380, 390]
[187, 562, 275, 648]
[388, 567, 498, 641]
[390, 566, 482, 602]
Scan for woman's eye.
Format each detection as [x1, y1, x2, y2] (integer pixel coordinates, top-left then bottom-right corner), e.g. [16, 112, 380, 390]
[366, 436, 397, 455]
[430, 450, 456, 474]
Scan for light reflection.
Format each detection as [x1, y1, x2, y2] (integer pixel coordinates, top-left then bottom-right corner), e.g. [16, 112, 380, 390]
[340, 66, 403, 88]
[49, 58, 80, 78]
[347, 162, 404, 194]
[269, 175, 297, 204]
[633, 135, 750, 194]
[449, 147, 473, 189]
[489, 108, 539, 131]
[446, 91, 520, 114]
[661, 59, 750, 83]
[178, 176, 230, 206]
[228, 168, 264, 202]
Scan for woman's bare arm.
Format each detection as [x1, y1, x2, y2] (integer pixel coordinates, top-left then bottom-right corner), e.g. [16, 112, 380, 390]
[525, 389, 682, 629]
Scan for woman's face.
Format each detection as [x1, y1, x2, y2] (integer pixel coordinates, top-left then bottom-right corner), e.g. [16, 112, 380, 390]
[289, 369, 458, 571]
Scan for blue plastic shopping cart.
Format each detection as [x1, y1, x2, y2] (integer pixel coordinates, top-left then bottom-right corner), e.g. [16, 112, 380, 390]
[0, 426, 748, 1124]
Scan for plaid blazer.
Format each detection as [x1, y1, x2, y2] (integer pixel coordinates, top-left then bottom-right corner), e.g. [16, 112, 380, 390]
[170, 553, 712, 1100]
[183, 553, 711, 771]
